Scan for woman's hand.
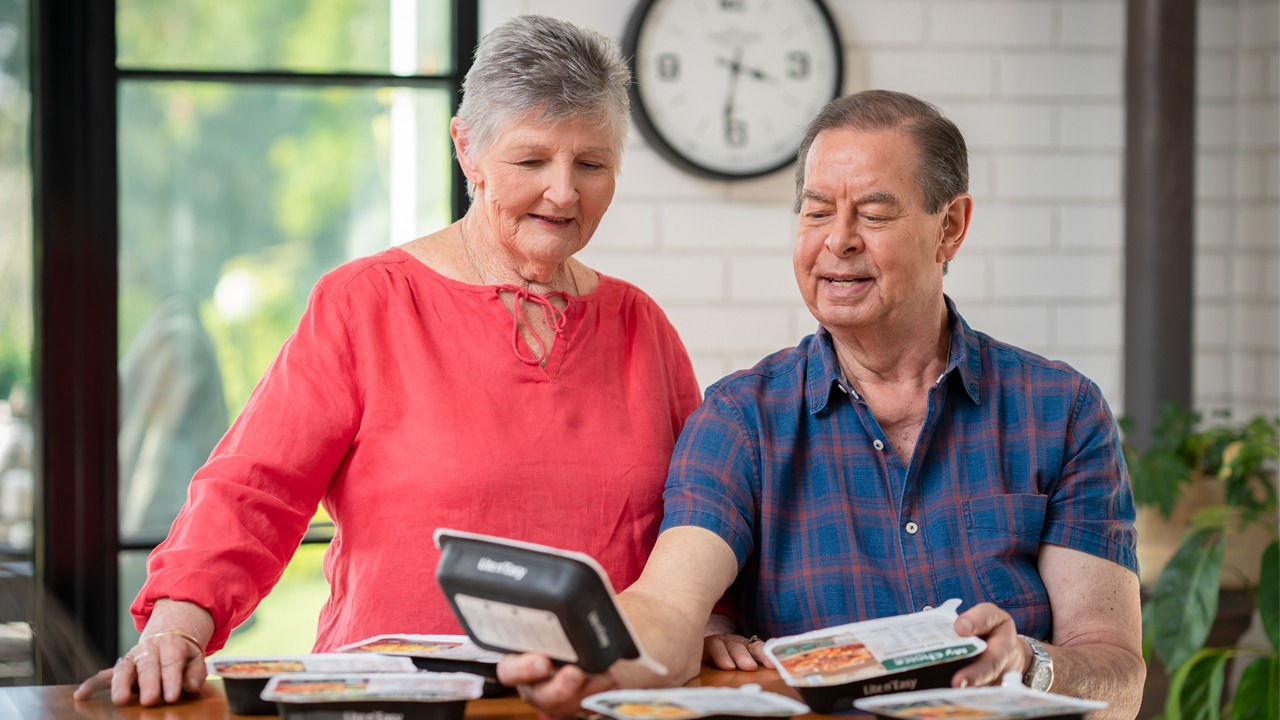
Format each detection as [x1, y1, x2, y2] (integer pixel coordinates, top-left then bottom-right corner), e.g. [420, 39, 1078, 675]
[73, 600, 213, 706]
[700, 613, 772, 671]
[702, 633, 772, 671]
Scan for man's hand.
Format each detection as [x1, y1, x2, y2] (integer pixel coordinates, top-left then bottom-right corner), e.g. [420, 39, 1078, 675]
[949, 603, 1030, 688]
[500, 528, 741, 718]
[497, 654, 619, 719]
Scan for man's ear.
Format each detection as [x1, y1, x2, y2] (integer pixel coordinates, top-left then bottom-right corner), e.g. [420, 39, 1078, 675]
[938, 193, 974, 263]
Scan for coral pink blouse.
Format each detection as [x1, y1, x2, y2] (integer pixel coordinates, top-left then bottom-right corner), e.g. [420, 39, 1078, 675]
[133, 248, 702, 652]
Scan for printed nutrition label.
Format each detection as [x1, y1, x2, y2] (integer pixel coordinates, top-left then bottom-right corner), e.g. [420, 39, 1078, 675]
[861, 616, 958, 657]
[454, 593, 578, 662]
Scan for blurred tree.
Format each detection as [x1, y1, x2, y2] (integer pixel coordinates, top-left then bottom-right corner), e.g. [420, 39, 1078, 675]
[0, 0, 32, 401]
[114, 0, 447, 415]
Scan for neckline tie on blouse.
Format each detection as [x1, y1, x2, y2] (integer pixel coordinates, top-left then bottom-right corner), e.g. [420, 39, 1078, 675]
[494, 285, 569, 365]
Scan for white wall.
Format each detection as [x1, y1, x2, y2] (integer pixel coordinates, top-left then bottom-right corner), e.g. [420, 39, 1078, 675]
[1196, 0, 1280, 420]
[480, 0, 1279, 421]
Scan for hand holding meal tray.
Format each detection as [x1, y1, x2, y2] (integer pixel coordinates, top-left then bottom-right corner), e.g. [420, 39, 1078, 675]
[762, 600, 987, 713]
[433, 528, 668, 676]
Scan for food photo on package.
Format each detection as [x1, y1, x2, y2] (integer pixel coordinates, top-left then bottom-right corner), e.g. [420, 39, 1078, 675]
[853, 672, 1108, 720]
[207, 653, 417, 715]
[763, 599, 986, 713]
[433, 528, 667, 676]
[583, 684, 810, 720]
[336, 633, 509, 695]
[260, 671, 485, 720]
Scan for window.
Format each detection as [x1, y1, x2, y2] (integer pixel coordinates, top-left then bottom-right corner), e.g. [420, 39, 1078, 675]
[33, 0, 474, 675]
[0, 0, 33, 686]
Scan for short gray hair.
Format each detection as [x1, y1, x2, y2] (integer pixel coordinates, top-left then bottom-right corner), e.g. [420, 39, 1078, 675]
[793, 90, 968, 214]
[457, 15, 631, 159]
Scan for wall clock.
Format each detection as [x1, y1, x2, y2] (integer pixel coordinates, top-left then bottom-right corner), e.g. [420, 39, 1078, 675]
[623, 0, 844, 180]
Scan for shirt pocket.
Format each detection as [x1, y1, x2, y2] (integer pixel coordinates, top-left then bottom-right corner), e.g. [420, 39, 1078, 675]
[962, 493, 1050, 609]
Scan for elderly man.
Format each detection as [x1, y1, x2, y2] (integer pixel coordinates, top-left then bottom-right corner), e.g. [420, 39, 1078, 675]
[500, 89, 1145, 719]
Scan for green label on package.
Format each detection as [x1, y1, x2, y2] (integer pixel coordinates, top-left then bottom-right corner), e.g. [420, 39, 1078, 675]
[881, 643, 980, 671]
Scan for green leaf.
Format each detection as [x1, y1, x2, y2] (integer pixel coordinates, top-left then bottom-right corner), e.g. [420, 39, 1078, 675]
[1142, 600, 1156, 661]
[1230, 655, 1278, 720]
[1167, 648, 1229, 720]
[1153, 527, 1227, 669]
[1189, 506, 1235, 532]
[1261, 541, 1279, 654]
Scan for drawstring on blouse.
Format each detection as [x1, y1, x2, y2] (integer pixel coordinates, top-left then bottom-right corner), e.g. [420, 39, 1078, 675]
[495, 285, 569, 365]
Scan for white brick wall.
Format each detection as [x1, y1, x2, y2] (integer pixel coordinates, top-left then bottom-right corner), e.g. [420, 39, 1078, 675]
[1196, 0, 1280, 418]
[486, 0, 1279, 421]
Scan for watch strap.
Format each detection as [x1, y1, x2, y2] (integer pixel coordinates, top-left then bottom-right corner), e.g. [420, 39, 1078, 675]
[1019, 634, 1054, 691]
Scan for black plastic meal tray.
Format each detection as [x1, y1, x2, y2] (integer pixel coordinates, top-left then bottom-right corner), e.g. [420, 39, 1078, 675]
[435, 532, 640, 674]
[276, 698, 468, 720]
[406, 657, 509, 697]
[221, 676, 277, 715]
[796, 655, 974, 713]
[405, 656, 498, 681]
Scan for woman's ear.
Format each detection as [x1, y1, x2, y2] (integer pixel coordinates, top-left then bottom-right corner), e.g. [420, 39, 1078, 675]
[450, 117, 479, 186]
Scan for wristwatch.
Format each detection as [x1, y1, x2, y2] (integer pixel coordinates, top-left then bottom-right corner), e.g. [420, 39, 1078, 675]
[1020, 635, 1054, 691]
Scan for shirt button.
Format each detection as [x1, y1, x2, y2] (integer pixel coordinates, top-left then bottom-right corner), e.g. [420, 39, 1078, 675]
[905, 521, 919, 534]
[922, 605, 933, 612]
[873, 439, 885, 451]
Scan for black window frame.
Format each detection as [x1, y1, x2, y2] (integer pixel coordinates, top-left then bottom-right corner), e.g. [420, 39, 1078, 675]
[31, 0, 476, 680]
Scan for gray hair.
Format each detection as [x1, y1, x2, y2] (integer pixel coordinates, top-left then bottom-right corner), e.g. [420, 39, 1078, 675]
[793, 90, 968, 215]
[456, 15, 630, 162]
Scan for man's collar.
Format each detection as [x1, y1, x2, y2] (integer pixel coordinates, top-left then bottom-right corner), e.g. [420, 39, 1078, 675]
[944, 295, 983, 406]
[805, 326, 844, 414]
[805, 295, 983, 415]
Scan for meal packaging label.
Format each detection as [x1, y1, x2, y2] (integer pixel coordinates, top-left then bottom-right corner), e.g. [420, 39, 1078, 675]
[583, 684, 810, 719]
[262, 672, 486, 704]
[453, 593, 579, 661]
[208, 653, 417, 678]
[764, 599, 986, 689]
[335, 634, 504, 664]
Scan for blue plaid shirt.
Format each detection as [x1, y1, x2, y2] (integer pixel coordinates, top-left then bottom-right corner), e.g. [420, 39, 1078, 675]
[661, 299, 1138, 640]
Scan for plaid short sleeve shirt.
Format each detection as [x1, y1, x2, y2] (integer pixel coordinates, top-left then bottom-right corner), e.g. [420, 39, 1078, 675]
[661, 299, 1138, 640]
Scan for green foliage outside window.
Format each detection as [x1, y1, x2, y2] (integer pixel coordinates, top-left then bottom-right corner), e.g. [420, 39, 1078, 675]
[113, 1, 456, 655]
[0, 0, 31, 403]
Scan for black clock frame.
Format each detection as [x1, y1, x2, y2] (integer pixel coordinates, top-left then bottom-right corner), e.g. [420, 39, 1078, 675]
[622, 0, 845, 181]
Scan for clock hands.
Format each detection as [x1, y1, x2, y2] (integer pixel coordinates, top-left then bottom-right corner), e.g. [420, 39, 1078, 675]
[721, 47, 743, 118]
[718, 48, 778, 148]
[715, 54, 779, 83]
[720, 48, 746, 147]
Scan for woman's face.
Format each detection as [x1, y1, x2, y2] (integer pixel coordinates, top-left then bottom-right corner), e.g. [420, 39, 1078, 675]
[458, 113, 618, 280]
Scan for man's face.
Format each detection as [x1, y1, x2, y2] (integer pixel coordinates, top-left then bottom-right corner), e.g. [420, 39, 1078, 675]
[792, 127, 958, 336]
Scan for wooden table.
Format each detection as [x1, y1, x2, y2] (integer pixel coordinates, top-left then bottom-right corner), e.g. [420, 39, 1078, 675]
[0, 668, 869, 719]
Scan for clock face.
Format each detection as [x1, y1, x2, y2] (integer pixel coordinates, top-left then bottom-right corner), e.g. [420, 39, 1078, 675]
[624, 0, 844, 180]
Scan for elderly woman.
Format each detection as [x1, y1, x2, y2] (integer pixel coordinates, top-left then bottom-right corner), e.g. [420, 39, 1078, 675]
[76, 15, 701, 707]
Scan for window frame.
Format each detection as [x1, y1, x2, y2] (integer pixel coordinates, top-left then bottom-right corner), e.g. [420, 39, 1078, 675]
[31, 0, 476, 679]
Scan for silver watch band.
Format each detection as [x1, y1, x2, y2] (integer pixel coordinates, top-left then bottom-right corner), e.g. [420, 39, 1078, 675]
[1019, 634, 1054, 691]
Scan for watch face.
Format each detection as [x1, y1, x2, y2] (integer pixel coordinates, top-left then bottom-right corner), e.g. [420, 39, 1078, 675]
[624, 0, 844, 180]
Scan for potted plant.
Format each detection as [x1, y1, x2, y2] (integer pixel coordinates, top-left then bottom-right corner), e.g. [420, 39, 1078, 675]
[1123, 403, 1279, 719]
